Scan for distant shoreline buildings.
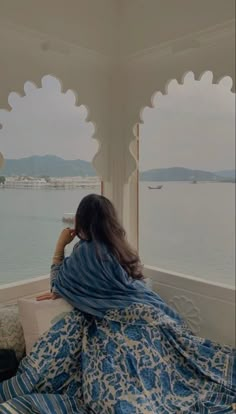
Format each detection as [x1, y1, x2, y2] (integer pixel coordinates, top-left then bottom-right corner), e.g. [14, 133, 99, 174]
[1, 176, 100, 189]
[0, 175, 235, 190]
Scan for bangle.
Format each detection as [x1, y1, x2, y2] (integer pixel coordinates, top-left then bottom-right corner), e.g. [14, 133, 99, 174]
[53, 254, 64, 259]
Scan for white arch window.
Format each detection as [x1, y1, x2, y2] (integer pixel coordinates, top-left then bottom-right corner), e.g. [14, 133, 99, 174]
[138, 71, 235, 286]
[0, 75, 101, 284]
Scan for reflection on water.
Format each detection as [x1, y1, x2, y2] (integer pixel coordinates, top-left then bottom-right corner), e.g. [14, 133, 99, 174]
[0, 183, 235, 286]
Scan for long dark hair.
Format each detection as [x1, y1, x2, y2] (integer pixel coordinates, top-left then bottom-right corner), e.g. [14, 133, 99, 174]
[75, 194, 143, 280]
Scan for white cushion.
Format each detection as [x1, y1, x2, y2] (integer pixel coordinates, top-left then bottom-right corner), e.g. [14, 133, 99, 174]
[18, 298, 73, 354]
[0, 304, 25, 360]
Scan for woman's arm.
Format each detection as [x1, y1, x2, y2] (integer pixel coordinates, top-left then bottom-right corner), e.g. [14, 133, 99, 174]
[51, 228, 77, 287]
[52, 240, 65, 265]
[52, 228, 76, 264]
[37, 228, 76, 301]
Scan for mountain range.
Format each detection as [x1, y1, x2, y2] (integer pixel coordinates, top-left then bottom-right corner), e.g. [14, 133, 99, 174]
[1, 155, 96, 177]
[0, 155, 235, 181]
[140, 167, 236, 182]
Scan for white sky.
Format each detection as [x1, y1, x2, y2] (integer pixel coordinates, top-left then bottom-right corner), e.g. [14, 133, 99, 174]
[140, 72, 235, 171]
[0, 72, 235, 171]
[0, 76, 97, 162]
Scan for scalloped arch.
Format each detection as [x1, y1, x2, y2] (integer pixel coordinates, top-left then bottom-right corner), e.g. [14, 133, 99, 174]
[128, 70, 235, 180]
[0, 74, 102, 176]
[142, 70, 234, 123]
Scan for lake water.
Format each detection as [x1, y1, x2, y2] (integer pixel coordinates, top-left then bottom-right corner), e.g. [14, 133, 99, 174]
[0, 183, 235, 286]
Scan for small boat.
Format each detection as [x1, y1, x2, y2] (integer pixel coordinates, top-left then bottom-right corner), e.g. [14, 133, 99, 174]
[62, 213, 75, 224]
[148, 185, 163, 190]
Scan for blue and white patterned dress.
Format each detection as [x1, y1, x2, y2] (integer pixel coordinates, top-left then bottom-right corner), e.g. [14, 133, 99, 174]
[0, 241, 235, 413]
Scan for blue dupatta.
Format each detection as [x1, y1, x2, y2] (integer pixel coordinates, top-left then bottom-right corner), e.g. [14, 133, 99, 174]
[51, 240, 182, 322]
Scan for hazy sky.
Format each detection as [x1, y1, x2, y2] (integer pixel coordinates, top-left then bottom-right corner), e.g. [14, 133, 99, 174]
[0, 72, 235, 171]
[0, 76, 97, 162]
[140, 72, 235, 171]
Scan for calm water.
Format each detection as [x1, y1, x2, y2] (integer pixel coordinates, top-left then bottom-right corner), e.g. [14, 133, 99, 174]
[140, 182, 235, 286]
[0, 183, 235, 286]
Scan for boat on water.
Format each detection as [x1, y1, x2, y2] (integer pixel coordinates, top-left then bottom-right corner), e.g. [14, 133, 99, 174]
[62, 213, 75, 224]
[148, 185, 163, 190]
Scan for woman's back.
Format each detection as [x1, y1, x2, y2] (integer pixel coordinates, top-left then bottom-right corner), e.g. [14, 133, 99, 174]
[51, 239, 182, 322]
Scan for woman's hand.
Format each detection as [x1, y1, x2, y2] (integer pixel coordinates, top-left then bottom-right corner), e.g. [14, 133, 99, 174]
[36, 292, 60, 301]
[57, 228, 76, 247]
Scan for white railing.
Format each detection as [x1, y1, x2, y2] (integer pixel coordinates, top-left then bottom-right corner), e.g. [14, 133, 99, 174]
[144, 265, 235, 346]
[0, 266, 235, 346]
[0, 275, 50, 304]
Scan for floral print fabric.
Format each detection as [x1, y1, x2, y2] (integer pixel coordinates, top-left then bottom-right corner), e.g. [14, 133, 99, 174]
[0, 304, 235, 413]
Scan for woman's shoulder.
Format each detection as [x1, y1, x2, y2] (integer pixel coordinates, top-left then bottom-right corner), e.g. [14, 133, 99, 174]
[74, 239, 112, 260]
[73, 239, 99, 254]
[72, 239, 87, 256]
[72, 239, 83, 251]
[71, 240, 91, 264]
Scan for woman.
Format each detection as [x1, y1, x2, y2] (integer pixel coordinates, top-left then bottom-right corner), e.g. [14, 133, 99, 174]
[0, 194, 235, 413]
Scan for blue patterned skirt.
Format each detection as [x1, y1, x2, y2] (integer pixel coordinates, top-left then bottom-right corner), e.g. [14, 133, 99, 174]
[0, 304, 235, 413]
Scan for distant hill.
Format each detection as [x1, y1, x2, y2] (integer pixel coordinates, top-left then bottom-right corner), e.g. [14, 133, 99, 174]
[1, 155, 96, 177]
[140, 167, 235, 182]
[1, 156, 235, 181]
[216, 170, 236, 180]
